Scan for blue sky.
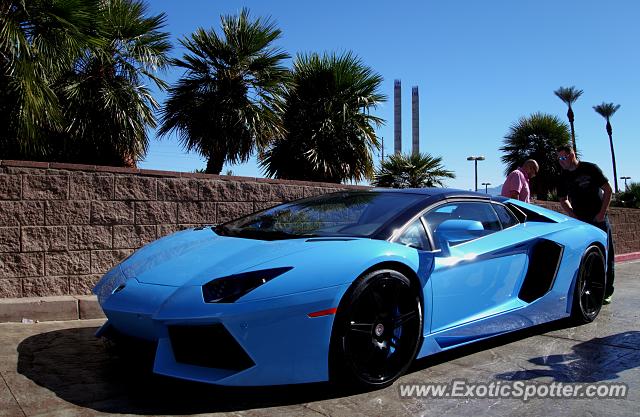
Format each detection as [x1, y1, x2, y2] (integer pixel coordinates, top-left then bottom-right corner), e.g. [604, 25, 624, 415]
[140, 0, 639, 192]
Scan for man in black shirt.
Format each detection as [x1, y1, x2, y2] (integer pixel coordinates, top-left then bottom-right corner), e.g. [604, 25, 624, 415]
[556, 145, 614, 304]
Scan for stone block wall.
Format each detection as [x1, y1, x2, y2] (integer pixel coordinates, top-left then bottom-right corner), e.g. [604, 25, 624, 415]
[0, 160, 364, 298]
[1, 160, 638, 299]
[535, 200, 640, 255]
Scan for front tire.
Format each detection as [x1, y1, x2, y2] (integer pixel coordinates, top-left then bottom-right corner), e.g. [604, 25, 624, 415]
[571, 245, 606, 324]
[330, 269, 422, 389]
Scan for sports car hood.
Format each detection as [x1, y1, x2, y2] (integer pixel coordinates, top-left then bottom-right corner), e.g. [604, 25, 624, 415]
[119, 228, 315, 287]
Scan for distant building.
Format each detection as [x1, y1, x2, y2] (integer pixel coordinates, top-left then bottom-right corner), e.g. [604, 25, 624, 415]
[395, 81, 422, 156]
[412, 86, 419, 155]
[394, 80, 402, 154]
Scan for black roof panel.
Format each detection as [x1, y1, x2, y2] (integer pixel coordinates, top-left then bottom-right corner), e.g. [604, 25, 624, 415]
[370, 187, 490, 200]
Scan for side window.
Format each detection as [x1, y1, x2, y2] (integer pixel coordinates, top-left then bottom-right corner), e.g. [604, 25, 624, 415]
[423, 202, 502, 250]
[493, 203, 520, 229]
[395, 219, 430, 250]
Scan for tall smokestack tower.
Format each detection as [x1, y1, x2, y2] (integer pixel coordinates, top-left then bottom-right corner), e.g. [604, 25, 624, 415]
[394, 80, 402, 154]
[412, 86, 419, 155]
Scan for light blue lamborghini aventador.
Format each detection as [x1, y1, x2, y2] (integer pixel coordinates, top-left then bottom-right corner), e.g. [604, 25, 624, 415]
[94, 189, 608, 388]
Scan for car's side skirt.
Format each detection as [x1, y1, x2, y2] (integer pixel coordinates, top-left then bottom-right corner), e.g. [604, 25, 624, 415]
[416, 301, 569, 358]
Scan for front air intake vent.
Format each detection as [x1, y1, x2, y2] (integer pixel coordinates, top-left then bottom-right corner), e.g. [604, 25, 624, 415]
[168, 324, 255, 370]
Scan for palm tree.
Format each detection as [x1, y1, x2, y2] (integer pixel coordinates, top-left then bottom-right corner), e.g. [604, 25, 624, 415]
[0, 0, 96, 158]
[54, 0, 172, 166]
[615, 182, 640, 208]
[1, 0, 171, 166]
[159, 8, 290, 174]
[593, 102, 621, 193]
[260, 52, 385, 183]
[500, 113, 571, 200]
[554, 86, 583, 153]
[372, 153, 455, 188]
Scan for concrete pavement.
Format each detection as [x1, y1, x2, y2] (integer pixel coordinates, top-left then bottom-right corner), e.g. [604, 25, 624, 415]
[1, 262, 639, 416]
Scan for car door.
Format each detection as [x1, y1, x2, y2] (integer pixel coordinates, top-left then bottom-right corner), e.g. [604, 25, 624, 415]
[424, 200, 535, 335]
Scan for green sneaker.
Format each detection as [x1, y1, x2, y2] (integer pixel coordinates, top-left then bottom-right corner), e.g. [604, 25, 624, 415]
[603, 295, 612, 305]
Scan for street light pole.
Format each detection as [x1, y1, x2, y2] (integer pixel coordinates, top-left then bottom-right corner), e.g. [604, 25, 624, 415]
[482, 182, 491, 194]
[467, 156, 486, 192]
[621, 176, 631, 191]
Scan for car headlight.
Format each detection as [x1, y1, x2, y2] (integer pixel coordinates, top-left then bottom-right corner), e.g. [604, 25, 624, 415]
[93, 265, 128, 305]
[202, 267, 293, 303]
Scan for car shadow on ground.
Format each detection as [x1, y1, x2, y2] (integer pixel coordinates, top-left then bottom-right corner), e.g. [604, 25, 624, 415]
[16, 320, 636, 414]
[410, 321, 640, 384]
[494, 329, 640, 383]
[17, 326, 347, 414]
[408, 320, 573, 374]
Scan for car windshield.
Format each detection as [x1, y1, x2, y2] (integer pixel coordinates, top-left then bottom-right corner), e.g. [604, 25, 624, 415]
[214, 191, 425, 240]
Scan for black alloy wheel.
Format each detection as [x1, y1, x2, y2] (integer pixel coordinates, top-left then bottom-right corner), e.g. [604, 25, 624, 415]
[331, 269, 422, 388]
[571, 245, 606, 324]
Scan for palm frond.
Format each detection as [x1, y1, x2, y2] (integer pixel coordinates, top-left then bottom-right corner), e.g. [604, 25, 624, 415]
[160, 8, 289, 174]
[593, 102, 620, 119]
[0, 0, 98, 150]
[259, 51, 386, 183]
[1, 0, 169, 165]
[554, 86, 583, 105]
[499, 112, 570, 200]
[54, 0, 171, 166]
[372, 153, 455, 188]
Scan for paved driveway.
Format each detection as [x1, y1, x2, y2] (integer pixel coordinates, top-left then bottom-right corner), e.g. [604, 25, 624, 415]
[1, 262, 639, 417]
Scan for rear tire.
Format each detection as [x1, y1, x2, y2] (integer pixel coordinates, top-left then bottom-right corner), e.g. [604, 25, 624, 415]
[571, 245, 606, 324]
[330, 269, 422, 389]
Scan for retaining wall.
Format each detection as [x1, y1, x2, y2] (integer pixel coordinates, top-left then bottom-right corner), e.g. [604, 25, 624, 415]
[1, 160, 638, 299]
[0, 160, 363, 298]
[535, 200, 640, 255]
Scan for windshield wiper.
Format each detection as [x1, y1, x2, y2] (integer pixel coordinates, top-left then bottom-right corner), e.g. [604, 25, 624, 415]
[225, 228, 322, 240]
[213, 224, 231, 236]
[214, 223, 326, 240]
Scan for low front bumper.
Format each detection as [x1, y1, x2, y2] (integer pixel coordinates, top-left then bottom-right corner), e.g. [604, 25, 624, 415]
[97, 273, 348, 386]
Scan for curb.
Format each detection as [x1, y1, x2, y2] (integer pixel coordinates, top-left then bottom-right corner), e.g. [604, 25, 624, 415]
[615, 251, 640, 263]
[0, 295, 104, 323]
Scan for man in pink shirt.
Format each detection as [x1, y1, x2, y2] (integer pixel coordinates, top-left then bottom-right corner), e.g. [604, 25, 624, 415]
[500, 159, 539, 203]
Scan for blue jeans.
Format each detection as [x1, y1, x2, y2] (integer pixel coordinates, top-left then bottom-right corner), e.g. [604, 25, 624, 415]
[583, 216, 615, 297]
